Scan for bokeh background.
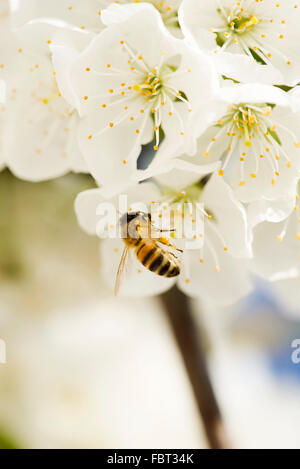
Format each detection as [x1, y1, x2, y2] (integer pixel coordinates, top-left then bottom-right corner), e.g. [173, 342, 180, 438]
[0, 169, 300, 449]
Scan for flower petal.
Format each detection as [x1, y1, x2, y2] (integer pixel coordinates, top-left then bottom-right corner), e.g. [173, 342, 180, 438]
[250, 218, 300, 281]
[202, 173, 252, 258]
[178, 230, 252, 305]
[11, 0, 104, 33]
[75, 181, 162, 234]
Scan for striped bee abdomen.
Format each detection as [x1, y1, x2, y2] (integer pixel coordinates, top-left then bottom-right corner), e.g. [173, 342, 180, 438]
[135, 240, 180, 278]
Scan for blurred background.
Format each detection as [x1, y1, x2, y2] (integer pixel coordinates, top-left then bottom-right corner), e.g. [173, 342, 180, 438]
[0, 169, 300, 449]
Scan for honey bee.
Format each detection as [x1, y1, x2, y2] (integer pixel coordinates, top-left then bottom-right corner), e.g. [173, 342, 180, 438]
[115, 211, 183, 295]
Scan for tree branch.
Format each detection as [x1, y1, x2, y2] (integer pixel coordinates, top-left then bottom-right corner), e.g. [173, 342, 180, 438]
[161, 286, 230, 450]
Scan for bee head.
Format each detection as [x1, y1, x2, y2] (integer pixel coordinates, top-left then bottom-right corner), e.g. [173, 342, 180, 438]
[120, 211, 151, 239]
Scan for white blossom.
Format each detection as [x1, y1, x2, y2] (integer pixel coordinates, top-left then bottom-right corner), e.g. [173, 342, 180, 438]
[75, 170, 252, 304]
[179, 0, 300, 86]
[151, 83, 300, 205]
[249, 188, 300, 282]
[2, 21, 92, 180]
[54, 3, 217, 187]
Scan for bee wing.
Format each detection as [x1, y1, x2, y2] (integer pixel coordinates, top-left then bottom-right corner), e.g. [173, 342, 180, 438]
[114, 246, 132, 296]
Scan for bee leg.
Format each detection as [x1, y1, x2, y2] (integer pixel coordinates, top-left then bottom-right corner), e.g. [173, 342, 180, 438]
[158, 237, 183, 253]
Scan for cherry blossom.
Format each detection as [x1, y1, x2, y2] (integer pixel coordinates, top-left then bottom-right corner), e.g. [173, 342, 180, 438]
[151, 83, 300, 205]
[75, 170, 252, 304]
[179, 0, 300, 86]
[2, 21, 92, 180]
[58, 3, 217, 187]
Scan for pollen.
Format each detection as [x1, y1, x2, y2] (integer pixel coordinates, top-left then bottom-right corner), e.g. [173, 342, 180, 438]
[109, 122, 114, 128]
[218, 169, 224, 176]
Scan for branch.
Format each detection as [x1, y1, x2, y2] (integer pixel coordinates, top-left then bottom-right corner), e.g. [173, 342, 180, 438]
[160, 286, 231, 450]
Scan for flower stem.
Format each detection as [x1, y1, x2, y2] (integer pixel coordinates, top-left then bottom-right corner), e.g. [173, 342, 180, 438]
[160, 286, 230, 449]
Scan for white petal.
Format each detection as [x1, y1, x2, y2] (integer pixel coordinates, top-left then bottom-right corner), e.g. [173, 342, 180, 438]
[203, 173, 252, 258]
[77, 100, 150, 185]
[11, 0, 104, 33]
[149, 159, 220, 192]
[51, 45, 83, 111]
[250, 219, 300, 281]
[4, 33, 85, 180]
[212, 52, 283, 85]
[179, 0, 222, 51]
[179, 0, 300, 86]
[75, 182, 162, 234]
[248, 197, 296, 228]
[178, 231, 252, 305]
[218, 83, 290, 108]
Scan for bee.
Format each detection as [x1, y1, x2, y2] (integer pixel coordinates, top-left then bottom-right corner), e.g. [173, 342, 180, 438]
[115, 211, 183, 295]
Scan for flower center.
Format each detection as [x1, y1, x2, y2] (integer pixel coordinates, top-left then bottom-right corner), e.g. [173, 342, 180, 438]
[203, 103, 300, 186]
[209, 1, 293, 67]
[150, 180, 228, 273]
[133, 70, 165, 101]
[147, 0, 179, 26]
[226, 103, 273, 147]
[215, 12, 259, 47]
